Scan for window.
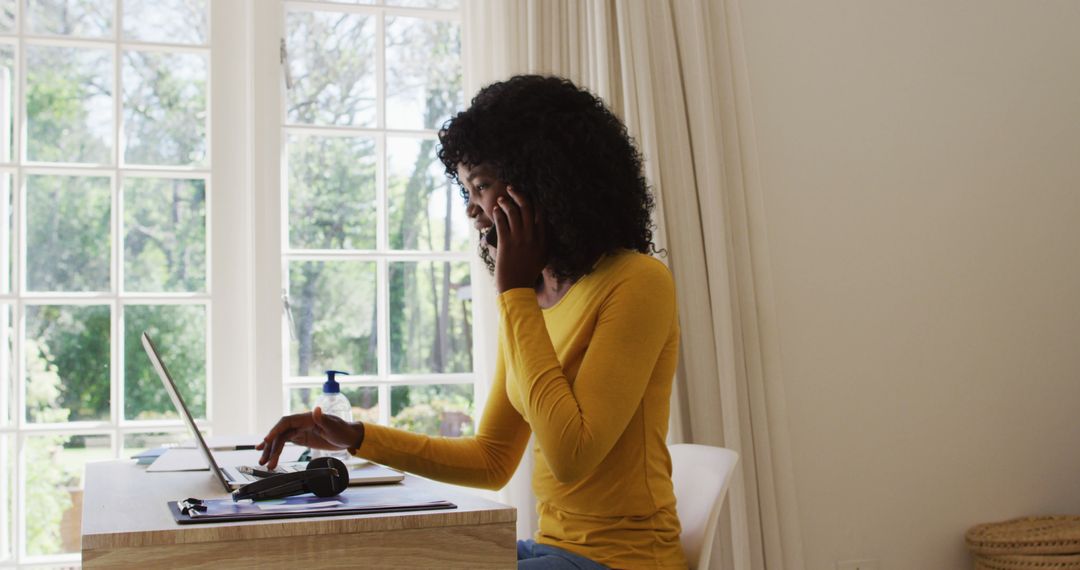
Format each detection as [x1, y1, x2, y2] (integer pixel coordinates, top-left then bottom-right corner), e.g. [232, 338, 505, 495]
[0, 0, 213, 565]
[0, 1, 470, 564]
[277, 0, 474, 437]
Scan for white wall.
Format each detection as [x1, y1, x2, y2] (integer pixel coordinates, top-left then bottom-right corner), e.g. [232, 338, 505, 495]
[737, 1, 1080, 568]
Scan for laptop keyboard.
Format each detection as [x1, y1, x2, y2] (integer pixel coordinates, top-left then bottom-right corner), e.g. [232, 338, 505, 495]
[223, 463, 303, 483]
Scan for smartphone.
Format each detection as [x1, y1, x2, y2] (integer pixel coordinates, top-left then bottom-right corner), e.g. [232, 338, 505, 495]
[483, 226, 498, 248]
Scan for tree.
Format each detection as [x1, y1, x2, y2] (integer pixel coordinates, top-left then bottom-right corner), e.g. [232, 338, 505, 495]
[16, 1, 211, 557]
[24, 31, 208, 424]
[284, 13, 473, 433]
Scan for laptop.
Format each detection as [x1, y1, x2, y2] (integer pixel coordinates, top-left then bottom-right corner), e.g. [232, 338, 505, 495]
[140, 332, 404, 492]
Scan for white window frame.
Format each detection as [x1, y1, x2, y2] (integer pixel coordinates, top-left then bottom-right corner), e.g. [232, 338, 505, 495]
[0, 1, 255, 566]
[250, 0, 495, 433]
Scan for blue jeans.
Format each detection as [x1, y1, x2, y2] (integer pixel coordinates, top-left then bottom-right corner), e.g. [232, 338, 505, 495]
[517, 539, 609, 569]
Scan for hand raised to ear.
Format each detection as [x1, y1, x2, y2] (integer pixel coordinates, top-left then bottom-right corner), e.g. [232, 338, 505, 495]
[493, 185, 547, 293]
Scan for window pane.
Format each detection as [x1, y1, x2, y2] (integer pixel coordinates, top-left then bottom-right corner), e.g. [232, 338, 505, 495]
[122, 0, 207, 44]
[0, 44, 13, 163]
[122, 50, 207, 166]
[285, 10, 376, 128]
[385, 16, 461, 130]
[0, 172, 10, 291]
[289, 261, 377, 377]
[123, 177, 206, 292]
[386, 0, 459, 9]
[0, 1, 12, 33]
[27, 0, 112, 37]
[122, 431, 184, 456]
[0, 305, 10, 426]
[390, 384, 473, 436]
[389, 261, 472, 373]
[25, 305, 110, 423]
[24, 433, 111, 556]
[387, 137, 468, 251]
[26, 45, 112, 164]
[287, 134, 376, 250]
[124, 304, 206, 420]
[0, 435, 10, 563]
[26, 175, 111, 292]
[290, 385, 377, 423]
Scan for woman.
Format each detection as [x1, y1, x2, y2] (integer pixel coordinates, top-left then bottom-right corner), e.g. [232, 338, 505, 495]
[258, 75, 686, 569]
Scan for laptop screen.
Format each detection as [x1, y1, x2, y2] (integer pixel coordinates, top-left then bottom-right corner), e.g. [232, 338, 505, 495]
[141, 332, 232, 493]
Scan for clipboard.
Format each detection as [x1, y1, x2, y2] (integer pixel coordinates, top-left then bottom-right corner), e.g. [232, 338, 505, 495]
[169, 486, 457, 524]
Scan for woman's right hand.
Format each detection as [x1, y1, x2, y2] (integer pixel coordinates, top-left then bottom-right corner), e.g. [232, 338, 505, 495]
[492, 186, 547, 293]
[255, 407, 364, 470]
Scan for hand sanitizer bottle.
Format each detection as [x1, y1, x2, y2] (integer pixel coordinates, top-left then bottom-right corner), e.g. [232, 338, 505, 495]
[312, 370, 353, 461]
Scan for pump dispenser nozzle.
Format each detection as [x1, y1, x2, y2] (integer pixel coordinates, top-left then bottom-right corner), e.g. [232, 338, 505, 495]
[323, 370, 349, 393]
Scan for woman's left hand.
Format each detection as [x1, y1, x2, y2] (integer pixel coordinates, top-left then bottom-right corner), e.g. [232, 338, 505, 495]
[492, 185, 547, 293]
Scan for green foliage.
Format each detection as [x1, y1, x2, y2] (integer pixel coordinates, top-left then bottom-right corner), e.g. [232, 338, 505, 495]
[390, 384, 474, 437]
[290, 261, 378, 376]
[124, 305, 206, 419]
[26, 175, 111, 292]
[23, 338, 72, 556]
[26, 44, 112, 163]
[288, 135, 377, 250]
[26, 0, 112, 37]
[389, 261, 472, 374]
[123, 0, 208, 45]
[286, 10, 377, 127]
[123, 50, 207, 165]
[124, 178, 206, 292]
[24, 435, 72, 556]
[0, 5, 13, 31]
[26, 306, 110, 422]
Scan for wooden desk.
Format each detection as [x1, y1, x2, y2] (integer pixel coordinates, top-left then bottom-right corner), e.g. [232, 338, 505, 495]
[81, 460, 516, 568]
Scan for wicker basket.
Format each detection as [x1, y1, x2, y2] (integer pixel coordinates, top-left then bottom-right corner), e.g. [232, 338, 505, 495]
[967, 516, 1080, 557]
[973, 554, 1080, 570]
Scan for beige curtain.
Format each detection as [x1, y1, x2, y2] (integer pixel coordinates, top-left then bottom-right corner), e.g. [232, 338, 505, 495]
[461, 2, 804, 568]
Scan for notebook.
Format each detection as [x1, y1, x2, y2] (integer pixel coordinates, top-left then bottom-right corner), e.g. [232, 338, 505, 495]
[170, 485, 456, 524]
[140, 332, 404, 491]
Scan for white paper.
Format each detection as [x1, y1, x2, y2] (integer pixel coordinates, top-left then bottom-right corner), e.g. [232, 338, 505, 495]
[147, 447, 305, 472]
[147, 449, 210, 472]
[255, 500, 343, 511]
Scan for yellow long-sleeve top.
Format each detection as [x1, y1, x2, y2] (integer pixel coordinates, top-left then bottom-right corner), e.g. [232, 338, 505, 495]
[353, 251, 686, 569]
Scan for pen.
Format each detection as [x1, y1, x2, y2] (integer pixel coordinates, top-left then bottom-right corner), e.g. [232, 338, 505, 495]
[168, 443, 259, 451]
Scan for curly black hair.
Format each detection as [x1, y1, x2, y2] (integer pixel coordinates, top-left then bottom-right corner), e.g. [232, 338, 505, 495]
[437, 75, 658, 282]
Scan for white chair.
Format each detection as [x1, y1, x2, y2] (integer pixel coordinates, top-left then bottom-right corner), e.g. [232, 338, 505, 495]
[669, 443, 740, 570]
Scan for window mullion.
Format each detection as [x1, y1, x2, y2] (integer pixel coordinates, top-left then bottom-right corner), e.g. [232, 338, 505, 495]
[11, 1, 21, 557]
[377, 384, 389, 426]
[112, 0, 124, 441]
[284, 1, 459, 22]
[377, 256, 389, 380]
[376, 10, 385, 132]
[375, 0, 387, 363]
[112, 298, 122, 435]
[212, 0, 260, 434]
[251, 1, 285, 430]
[14, 434, 24, 562]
